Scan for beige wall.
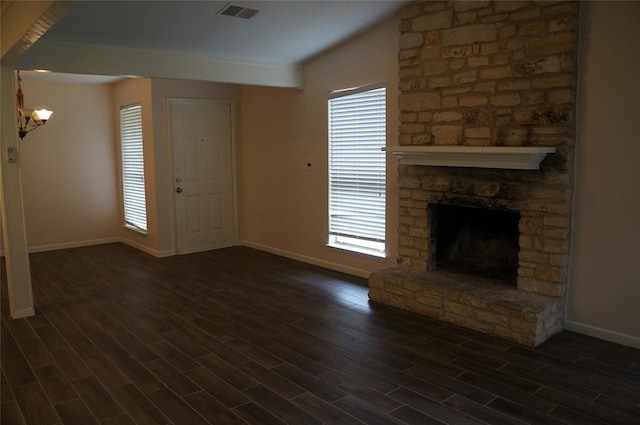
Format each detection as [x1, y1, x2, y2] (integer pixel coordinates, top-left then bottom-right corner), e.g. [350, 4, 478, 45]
[238, 16, 400, 276]
[18, 79, 119, 250]
[150, 79, 240, 254]
[112, 78, 240, 256]
[2, 77, 240, 257]
[568, 2, 640, 343]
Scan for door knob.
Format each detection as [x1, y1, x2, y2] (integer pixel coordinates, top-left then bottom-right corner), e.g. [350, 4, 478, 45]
[176, 187, 183, 193]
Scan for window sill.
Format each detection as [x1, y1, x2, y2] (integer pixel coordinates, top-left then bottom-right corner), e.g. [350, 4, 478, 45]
[326, 242, 386, 259]
[123, 224, 148, 235]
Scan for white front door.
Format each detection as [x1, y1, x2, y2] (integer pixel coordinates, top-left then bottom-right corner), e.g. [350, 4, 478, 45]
[170, 99, 236, 254]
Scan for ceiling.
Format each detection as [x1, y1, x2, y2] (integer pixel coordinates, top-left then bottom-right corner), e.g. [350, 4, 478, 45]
[32, 0, 406, 70]
[42, 0, 406, 64]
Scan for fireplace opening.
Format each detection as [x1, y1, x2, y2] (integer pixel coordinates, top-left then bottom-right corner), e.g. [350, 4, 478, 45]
[432, 204, 520, 284]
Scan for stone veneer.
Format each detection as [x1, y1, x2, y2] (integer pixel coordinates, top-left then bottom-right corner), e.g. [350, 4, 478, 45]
[369, 1, 578, 346]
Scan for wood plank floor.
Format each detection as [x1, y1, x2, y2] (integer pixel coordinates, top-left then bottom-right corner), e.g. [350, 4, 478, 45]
[1, 243, 639, 425]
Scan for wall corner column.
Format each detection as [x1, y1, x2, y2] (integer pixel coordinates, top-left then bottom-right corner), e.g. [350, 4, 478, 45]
[0, 66, 34, 318]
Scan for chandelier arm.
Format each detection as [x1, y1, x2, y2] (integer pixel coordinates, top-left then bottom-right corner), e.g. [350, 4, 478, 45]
[15, 70, 53, 140]
[19, 120, 49, 140]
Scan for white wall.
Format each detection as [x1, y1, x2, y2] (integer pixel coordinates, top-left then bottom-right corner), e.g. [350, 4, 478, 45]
[567, 1, 640, 346]
[238, 16, 400, 276]
[18, 78, 119, 251]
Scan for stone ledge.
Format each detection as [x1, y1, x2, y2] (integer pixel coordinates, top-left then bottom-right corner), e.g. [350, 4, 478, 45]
[369, 267, 563, 347]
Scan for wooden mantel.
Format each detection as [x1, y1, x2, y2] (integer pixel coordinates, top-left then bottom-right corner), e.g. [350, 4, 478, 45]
[384, 146, 557, 170]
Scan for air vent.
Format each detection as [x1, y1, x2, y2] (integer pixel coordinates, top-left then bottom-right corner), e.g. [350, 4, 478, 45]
[218, 3, 259, 19]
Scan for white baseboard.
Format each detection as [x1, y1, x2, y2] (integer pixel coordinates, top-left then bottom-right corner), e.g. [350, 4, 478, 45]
[155, 249, 176, 258]
[0, 236, 176, 259]
[120, 239, 175, 258]
[11, 307, 35, 319]
[1, 237, 176, 259]
[240, 240, 370, 278]
[564, 320, 640, 349]
[27, 237, 122, 253]
[176, 243, 236, 256]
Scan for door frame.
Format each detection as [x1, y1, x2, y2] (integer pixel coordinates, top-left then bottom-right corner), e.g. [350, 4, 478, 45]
[166, 97, 239, 254]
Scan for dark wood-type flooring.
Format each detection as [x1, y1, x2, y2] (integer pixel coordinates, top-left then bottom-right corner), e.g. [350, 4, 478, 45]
[2, 243, 639, 425]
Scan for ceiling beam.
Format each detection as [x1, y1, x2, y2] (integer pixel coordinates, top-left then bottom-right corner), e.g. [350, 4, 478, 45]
[1, 0, 73, 65]
[15, 40, 304, 89]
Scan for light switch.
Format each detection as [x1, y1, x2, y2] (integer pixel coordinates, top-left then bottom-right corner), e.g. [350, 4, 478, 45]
[7, 147, 17, 163]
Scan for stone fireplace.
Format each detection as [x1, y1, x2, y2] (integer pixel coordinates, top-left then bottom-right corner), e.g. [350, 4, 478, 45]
[369, 0, 578, 346]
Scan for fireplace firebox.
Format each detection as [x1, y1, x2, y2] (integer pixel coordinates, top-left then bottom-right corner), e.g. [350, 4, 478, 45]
[431, 204, 520, 285]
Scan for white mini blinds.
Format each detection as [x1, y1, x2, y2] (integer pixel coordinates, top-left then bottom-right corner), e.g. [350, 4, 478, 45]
[120, 104, 148, 232]
[328, 84, 386, 256]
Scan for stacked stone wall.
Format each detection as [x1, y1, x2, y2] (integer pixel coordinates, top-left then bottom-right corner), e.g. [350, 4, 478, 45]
[371, 1, 579, 345]
[396, 0, 578, 298]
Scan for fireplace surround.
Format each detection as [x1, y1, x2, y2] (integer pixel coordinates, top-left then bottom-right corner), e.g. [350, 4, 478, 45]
[369, 154, 568, 347]
[369, 0, 578, 346]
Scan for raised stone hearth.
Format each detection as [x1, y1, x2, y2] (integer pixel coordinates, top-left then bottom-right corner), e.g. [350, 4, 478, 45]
[370, 268, 563, 346]
[370, 0, 578, 347]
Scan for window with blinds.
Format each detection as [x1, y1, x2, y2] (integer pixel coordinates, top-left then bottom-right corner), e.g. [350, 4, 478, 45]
[120, 104, 148, 233]
[328, 84, 386, 257]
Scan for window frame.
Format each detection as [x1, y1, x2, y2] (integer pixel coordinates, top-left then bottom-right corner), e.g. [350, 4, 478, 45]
[327, 83, 387, 258]
[119, 103, 148, 234]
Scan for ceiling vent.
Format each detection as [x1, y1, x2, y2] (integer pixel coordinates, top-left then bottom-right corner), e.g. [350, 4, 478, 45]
[218, 3, 259, 19]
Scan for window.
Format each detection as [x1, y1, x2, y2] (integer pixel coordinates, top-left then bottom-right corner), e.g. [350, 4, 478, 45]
[328, 84, 386, 257]
[120, 104, 148, 233]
